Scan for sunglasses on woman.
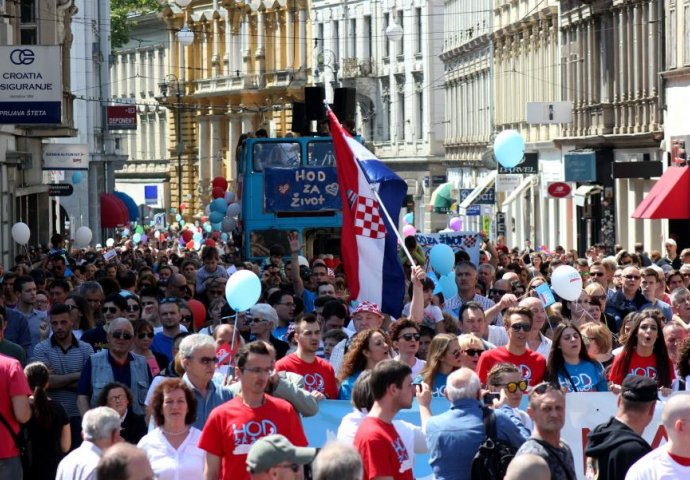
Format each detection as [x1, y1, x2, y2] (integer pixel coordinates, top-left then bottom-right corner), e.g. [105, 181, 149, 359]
[495, 380, 528, 393]
[137, 332, 154, 339]
[463, 348, 484, 357]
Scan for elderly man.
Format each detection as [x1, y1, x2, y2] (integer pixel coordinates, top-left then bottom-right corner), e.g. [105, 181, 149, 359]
[312, 442, 363, 480]
[179, 334, 233, 429]
[424, 368, 527, 480]
[56, 407, 122, 480]
[626, 393, 690, 478]
[446, 262, 506, 326]
[670, 287, 690, 325]
[95, 443, 154, 480]
[605, 266, 647, 328]
[77, 317, 151, 416]
[663, 321, 688, 370]
[246, 434, 316, 480]
[249, 303, 289, 359]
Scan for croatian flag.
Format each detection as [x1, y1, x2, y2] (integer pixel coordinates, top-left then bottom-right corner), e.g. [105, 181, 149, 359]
[327, 108, 407, 317]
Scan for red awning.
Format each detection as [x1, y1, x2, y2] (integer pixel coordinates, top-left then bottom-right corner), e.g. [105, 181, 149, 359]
[632, 166, 690, 219]
[100, 193, 129, 228]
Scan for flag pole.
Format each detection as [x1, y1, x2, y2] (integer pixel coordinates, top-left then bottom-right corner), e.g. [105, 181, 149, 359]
[324, 101, 417, 268]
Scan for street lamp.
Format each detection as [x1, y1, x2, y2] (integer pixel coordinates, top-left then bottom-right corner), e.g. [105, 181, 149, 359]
[174, 0, 195, 47]
[385, 22, 403, 42]
[315, 48, 339, 86]
[158, 75, 184, 215]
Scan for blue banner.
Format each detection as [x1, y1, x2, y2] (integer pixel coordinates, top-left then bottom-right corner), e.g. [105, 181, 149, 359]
[264, 166, 342, 212]
[0, 101, 61, 124]
[302, 398, 453, 479]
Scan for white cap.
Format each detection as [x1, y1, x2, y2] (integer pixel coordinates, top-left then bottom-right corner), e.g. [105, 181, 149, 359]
[665, 239, 677, 246]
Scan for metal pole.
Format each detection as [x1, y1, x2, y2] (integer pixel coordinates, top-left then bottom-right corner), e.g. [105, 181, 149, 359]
[176, 81, 183, 214]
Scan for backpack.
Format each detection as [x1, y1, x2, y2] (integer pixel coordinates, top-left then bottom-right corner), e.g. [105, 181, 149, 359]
[470, 407, 517, 480]
[0, 412, 32, 473]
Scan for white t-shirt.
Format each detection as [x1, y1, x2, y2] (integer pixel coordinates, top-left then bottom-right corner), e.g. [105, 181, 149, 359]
[393, 355, 426, 378]
[337, 410, 428, 459]
[626, 446, 690, 479]
[138, 427, 206, 480]
[402, 303, 444, 327]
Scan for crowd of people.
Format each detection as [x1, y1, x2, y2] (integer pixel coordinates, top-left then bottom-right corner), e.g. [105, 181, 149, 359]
[1, 230, 690, 480]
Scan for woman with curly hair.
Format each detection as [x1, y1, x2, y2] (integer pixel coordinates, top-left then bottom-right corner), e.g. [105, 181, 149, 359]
[609, 309, 675, 394]
[338, 329, 391, 400]
[416, 333, 463, 397]
[544, 322, 608, 392]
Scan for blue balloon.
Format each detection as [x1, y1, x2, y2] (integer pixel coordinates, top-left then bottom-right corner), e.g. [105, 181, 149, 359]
[71, 171, 83, 184]
[179, 220, 185, 227]
[403, 212, 414, 225]
[439, 272, 458, 299]
[132, 233, 142, 244]
[204, 224, 212, 233]
[212, 222, 222, 231]
[209, 211, 224, 224]
[429, 244, 455, 276]
[221, 233, 229, 242]
[493, 129, 525, 169]
[210, 198, 227, 214]
[225, 270, 261, 311]
[175, 214, 182, 222]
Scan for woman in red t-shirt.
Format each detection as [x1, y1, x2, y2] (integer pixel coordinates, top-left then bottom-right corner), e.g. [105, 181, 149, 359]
[609, 309, 674, 395]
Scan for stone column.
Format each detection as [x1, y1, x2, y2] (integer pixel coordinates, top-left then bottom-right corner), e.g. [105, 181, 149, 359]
[256, 11, 266, 74]
[198, 114, 210, 205]
[226, 113, 242, 186]
[209, 114, 223, 180]
[298, 8, 307, 70]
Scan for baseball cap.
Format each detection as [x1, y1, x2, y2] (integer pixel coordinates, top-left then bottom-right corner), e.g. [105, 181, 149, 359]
[665, 239, 677, 246]
[621, 375, 659, 402]
[352, 301, 383, 318]
[246, 434, 316, 473]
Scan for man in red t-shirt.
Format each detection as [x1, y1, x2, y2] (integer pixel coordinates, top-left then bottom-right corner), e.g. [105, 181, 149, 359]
[353, 360, 416, 480]
[476, 306, 546, 386]
[275, 314, 338, 399]
[0, 353, 31, 476]
[199, 341, 308, 480]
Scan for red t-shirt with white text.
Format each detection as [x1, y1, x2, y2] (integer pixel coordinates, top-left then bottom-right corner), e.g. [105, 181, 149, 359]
[197, 395, 307, 480]
[354, 416, 414, 480]
[0, 354, 31, 459]
[275, 353, 339, 399]
[609, 350, 676, 385]
[476, 346, 546, 386]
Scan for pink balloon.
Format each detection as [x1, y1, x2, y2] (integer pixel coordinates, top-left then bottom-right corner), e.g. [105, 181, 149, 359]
[449, 217, 463, 232]
[402, 225, 416, 237]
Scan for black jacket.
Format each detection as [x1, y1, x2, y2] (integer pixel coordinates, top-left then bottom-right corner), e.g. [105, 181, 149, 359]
[584, 417, 651, 480]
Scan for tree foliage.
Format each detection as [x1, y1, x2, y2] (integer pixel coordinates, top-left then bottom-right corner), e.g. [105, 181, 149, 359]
[111, 0, 162, 49]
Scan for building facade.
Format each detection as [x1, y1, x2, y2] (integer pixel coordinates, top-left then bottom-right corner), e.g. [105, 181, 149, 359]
[558, 0, 664, 253]
[160, 0, 312, 216]
[311, 0, 446, 231]
[0, 0, 77, 265]
[441, 0, 494, 233]
[110, 12, 171, 217]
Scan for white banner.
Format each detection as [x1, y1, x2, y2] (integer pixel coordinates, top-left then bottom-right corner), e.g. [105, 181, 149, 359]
[43, 143, 89, 170]
[561, 392, 669, 480]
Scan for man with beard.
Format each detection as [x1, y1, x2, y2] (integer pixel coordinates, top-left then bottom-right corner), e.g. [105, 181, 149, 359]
[275, 314, 338, 399]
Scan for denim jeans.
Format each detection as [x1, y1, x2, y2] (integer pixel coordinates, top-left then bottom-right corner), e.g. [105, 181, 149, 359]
[0, 456, 22, 480]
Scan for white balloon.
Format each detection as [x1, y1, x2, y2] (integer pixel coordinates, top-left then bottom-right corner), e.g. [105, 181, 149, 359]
[106, 238, 115, 248]
[74, 226, 93, 247]
[550, 265, 583, 301]
[11, 222, 30, 245]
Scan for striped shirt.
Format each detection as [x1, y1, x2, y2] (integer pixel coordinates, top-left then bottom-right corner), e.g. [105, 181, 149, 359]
[31, 334, 94, 417]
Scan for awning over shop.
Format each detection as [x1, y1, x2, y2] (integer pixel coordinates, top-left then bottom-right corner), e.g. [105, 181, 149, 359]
[430, 183, 456, 213]
[458, 170, 497, 214]
[632, 166, 690, 219]
[501, 176, 535, 212]
[100, 193, 129, 228]
[114, 191, 140, 222]
[573, 185, 602, 207]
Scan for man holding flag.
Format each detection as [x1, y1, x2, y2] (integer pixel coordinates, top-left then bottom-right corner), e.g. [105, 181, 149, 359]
[326, 107, 408, 318]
